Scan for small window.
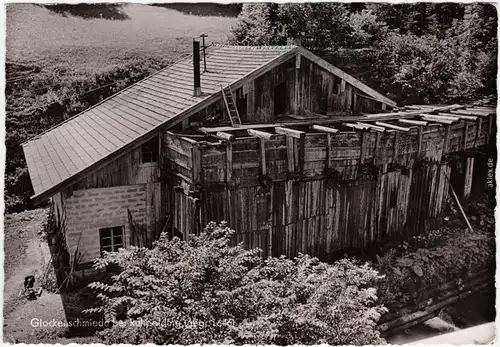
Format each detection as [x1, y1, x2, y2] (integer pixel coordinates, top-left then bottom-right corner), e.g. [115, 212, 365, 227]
[141, 137, 159, 163]
[100, 226, 125, 254]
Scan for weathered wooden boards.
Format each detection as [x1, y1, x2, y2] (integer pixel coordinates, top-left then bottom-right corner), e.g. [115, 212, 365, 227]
[163, 111, 494, 258]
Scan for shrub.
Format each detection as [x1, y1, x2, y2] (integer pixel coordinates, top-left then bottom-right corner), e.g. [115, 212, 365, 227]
[85, 222, 387, 345]
[374, 223, 495, 309]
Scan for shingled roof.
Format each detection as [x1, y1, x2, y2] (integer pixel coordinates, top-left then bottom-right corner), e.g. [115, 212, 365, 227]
[23, 44, 396, 203]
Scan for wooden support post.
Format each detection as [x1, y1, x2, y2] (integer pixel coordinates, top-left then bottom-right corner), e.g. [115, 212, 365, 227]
[226, 142, 233, 182]
[294, 54, 301, 115]
[463, 121, 469, 151]
[360, 131, 368, 164]
[474, 117, 483, 146]
[374, 132, 381, 164]
[191, 144, 202, 184]
[286, 135, 295, 173]
[463, 157, 474, 200]
[487, 114, 493, 143]
[393, 131, 400, 160]
[325, 133, 332, 169]
[259, 138, 267, 175]
[297, 133, 305, 173]
[443, 125, 451, 155]
[417, 126, 423, 159]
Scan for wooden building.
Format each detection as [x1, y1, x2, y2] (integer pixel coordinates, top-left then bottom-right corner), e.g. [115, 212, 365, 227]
[23, 42, 496, 264]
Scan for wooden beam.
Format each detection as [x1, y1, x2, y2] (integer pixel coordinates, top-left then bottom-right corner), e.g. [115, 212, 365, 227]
[375, 121, 412, 132]
[344, 122, 368, 131]
[424, 113, 460, 121]
[452, 109, 494, 117]
[196, 107, 464, 134]
[311, 124, 339, 134]
[214, 131, 235, 142]
[420, 115, 454, 125]
[180, 136, 202, 144]
[248, 129, 276, 140]
[356, 122, 385, 132]
[437, 112, 477, 121]
[399, 119, 427, 126]
[275, 127, 305, 139]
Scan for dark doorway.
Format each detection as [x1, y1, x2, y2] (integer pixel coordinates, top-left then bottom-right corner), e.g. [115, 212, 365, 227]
[274, 82, 287, 116]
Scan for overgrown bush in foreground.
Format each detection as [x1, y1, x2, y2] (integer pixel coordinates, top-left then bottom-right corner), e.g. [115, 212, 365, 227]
[86, 222, 387, 345]
[374, 211, 495, 309]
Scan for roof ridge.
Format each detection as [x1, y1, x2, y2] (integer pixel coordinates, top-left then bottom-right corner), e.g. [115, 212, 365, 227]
[211, 44, 298, 49]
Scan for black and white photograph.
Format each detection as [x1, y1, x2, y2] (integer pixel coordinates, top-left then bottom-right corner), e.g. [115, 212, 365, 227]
[3, 1, 497, 344]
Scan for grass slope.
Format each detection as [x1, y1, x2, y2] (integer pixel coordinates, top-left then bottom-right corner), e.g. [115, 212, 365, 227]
[6, 3, 237, 73]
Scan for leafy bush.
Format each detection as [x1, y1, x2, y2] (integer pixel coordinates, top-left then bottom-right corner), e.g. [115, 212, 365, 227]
[374, 223, 495, 309]
[85, 222, 387, 345]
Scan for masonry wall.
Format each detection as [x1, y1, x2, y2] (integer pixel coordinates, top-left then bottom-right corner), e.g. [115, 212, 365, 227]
[64, 185, 147, 264]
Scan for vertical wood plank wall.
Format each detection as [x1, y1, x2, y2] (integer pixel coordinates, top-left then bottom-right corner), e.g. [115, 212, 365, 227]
[163, 115, 492, 259]
[190, 55, 388, 127]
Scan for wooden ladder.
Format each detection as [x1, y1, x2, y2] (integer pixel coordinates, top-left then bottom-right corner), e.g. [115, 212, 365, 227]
[221, 85, 242, 126]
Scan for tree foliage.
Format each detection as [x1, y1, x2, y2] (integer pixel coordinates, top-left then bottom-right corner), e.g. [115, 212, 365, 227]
[230, 3, 497, 104]
[86, 222, 387, 345]
[230, 3, 353, 55]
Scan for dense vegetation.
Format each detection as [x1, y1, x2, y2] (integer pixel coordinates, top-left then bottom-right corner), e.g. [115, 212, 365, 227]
[5, 3, 497, 212]
[85, 222, 387, 345]
[374, 197, 495, 310]
[230, 3, 497, 104]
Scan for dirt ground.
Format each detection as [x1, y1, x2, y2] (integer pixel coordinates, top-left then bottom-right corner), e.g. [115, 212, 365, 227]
[3, 209, 72, 343]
